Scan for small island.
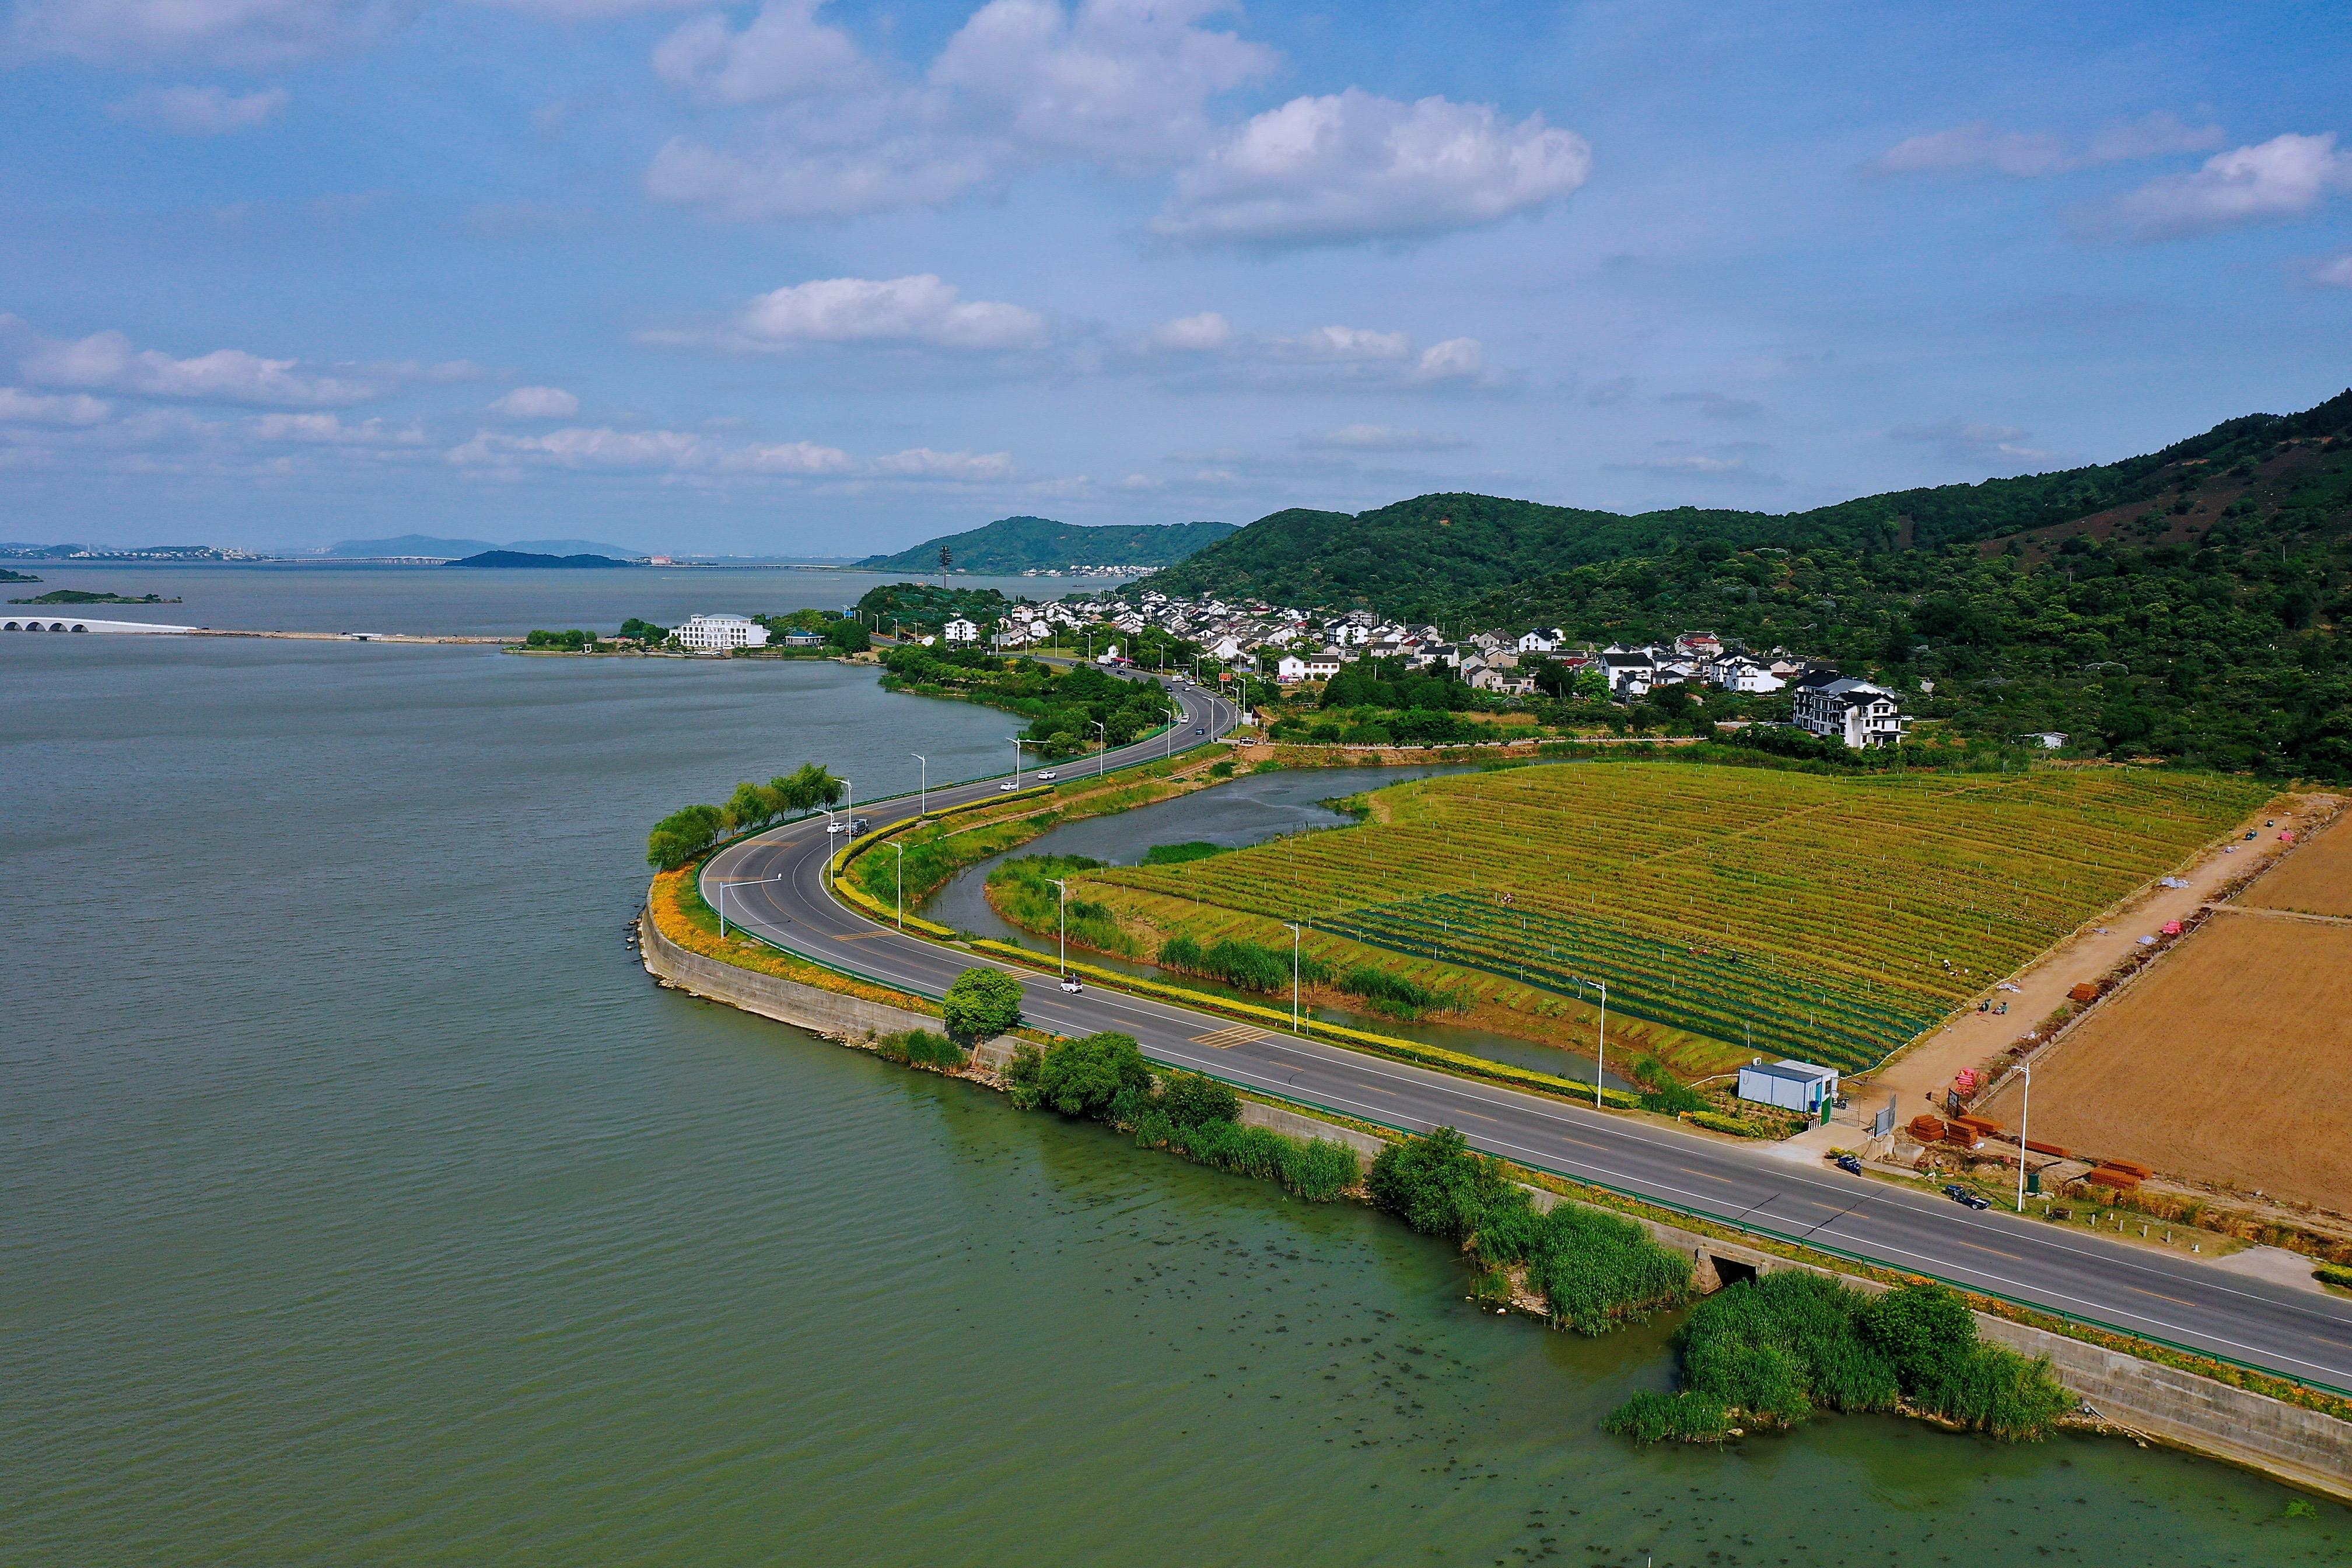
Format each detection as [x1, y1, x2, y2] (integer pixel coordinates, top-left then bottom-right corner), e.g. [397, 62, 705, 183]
[0, 568, 40, 583]
[9, 588, 182, 605]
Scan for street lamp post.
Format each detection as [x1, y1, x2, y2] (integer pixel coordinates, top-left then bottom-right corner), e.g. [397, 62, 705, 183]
[1010, 737, 1028, 787]
[2015, 1064, 2034, 1212]
[892, 842, 906, 930]
[911, 753, 927, 818]
[1283, 922, 1303, 1034]
[1050, 878, 1069, 975]
[1594, 979, 1608, 1107]
[1091, 720, 1108, 776]
[715, 873, 781, 941]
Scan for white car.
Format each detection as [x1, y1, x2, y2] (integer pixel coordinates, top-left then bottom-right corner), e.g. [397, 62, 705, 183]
[1037, 770, 1057, 781]
[999, 781, 1019, 791]
[1059, 976, 1083, 993]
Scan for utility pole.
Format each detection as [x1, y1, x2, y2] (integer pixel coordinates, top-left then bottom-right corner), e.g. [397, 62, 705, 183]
[1283, 922, 1303, 1034]
[2015, 1064, 2034, 1212]
[1594, 979, 1608, 1107]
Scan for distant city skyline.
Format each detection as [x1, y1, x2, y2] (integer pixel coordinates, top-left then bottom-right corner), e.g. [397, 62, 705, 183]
[4, 0, 2348, 554]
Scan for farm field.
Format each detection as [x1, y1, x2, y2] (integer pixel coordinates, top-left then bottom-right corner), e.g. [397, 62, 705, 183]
[1974, 911, 2352, 1213]
[1059, 761, 2267, 1076]
[2240, 810, 2352, 918]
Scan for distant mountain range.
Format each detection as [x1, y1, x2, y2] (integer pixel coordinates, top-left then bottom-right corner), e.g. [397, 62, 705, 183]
[323, 534, 641, 559]
[858, 516, 1236, 575]
[448, 550, 638, 569]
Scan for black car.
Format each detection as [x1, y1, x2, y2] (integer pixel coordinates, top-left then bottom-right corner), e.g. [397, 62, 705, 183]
[1943, 1184, 1991, 1210]
[1835, 1154, 1864, 1175]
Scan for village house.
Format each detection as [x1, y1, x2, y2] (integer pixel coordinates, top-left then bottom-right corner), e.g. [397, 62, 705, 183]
[1791, 670, 1908, 748]
[941, 617, 979, 645]
[676, 613, 769, 651]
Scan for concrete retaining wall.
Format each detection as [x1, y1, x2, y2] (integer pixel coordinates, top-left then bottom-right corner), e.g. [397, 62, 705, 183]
[640, 902, 2351, 1500]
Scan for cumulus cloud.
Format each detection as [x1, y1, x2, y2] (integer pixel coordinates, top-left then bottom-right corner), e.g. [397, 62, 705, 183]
[925, 0, 1275, 164]
[652, 0, 864, 105]
[2102, 132, 2352, 240]
[1412, 338, 1485, 382]
[721, 439, 856, 474]
[0, 387, 111, 425]
[488, 385, 581, 419]
[1154, 89, 1590, 247]
[1146, 310, 1233, 351]
[648, 0, 1275, 219]
[868, 446, 1016, 480]
[736, 274, 1048, 351]
[1889, 417, 2060, 468]
[446, 425, 1016, 482]
[1871, 111, 2224, 178]
[20, 329, 377, 405]
[1266, 324, 1410, 362]
[107, 84, 288, 134]
[1296, 424, 1466, 452]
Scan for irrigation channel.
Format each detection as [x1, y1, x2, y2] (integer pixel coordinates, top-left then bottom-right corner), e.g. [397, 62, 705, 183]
[922, 760, 1625, 1090]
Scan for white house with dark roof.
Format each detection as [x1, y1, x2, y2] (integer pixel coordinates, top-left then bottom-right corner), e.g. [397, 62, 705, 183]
[1791, 671, 1906, 748]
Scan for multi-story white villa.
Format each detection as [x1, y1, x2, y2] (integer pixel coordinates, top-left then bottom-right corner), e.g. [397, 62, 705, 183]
[675, 614, 769, 651]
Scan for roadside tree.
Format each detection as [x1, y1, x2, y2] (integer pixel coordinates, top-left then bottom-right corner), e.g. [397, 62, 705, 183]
[943, 967, 1024, 1042]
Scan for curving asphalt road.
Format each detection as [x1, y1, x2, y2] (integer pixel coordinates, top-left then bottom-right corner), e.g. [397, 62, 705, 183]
[703, 673, 2352, 1396]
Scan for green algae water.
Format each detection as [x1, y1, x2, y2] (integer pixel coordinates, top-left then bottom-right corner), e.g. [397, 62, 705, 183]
[3, 618, 2346, 1565]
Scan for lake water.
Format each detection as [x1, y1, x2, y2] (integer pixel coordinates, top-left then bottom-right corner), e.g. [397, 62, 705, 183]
[2, 575, 2343, 1565]
[1, 562, 1109, 635]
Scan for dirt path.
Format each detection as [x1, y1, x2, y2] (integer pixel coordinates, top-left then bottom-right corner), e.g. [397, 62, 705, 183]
[1860, 789, 2340, 1114]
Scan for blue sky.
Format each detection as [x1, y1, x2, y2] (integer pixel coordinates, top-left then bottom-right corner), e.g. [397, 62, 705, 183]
[2, 0, 2348, 555]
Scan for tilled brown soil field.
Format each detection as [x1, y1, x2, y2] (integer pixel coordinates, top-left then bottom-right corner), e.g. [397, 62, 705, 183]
[2241, 810, 2352, 918]
[1976, 910, 2352, 1213]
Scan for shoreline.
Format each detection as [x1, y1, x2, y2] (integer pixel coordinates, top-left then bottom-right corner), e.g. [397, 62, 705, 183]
[636, 879, 2352, 1500]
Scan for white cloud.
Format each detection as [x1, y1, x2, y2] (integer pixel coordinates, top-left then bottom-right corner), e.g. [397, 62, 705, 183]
[926, 0, 1275, 164]
[1296, 424, 1466, 452]
[645, 130, 993, 220]
[249, 412, 421, 443]
[488, 385, 580, 419]
[0, 387, 111, 425]
[10, 0, 396, 66]
[1412, 337, 1485, 382]
[20, 329, 377, 405]
[737, 274, 1047, 351]
[446, 426, 1014, 482]
[2314, 252, 2352, 288]
[107, 84, 288, 134]
[720, 439, 856, 474]
[869, 446, 1016, 480]
[648, 0, 1275, 219]
[1146, 310, 1233, 351]
[1268, 324, 1410, 362]
[1154, 89, 1590, 247]
[1605, 454, 1783, 485]
[1890, 417, 2060, 467]
[1871, 112, 2224, 178]
[2106, 132, 2352, 240]
[652, 0, 865, 106]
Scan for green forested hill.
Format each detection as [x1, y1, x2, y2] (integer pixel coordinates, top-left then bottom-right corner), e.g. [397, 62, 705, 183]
[1142, 391, 2352, 619]
[1145, 391, 2352, 777]
[858, 516, 1236, 573]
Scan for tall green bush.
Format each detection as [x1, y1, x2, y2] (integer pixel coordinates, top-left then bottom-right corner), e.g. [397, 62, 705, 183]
[943, 967, 1024, 1042]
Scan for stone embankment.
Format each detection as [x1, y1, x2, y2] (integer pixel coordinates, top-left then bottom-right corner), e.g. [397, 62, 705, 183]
[636, 894, 2352, 1502]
